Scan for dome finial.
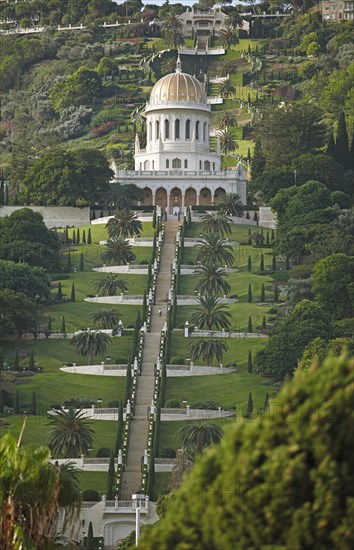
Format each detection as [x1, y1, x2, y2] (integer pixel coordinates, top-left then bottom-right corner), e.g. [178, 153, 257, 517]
[176, 54, 182, 74]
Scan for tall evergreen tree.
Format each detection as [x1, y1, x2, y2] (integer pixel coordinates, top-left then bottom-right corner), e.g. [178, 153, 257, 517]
[251, 139, 265, 179]
[114, 402, 124, 457]
[71, 283, 76, 302]
[285, 257, 290, 270]
[106, 450, 115, 500]
[247, 316, 253, 333]
[87, 228, 92, 244]
[245, 391, 253, 418]
[87, 521, 94, 550]
[260, 254, 264, 272]
[0, 348, 3, 370]
[77, 228, 80, 244]
[248, 284, 252, 303]
[72, 230, 76, 244]
[260, 283, 265, 302]
[326, 129, 336, 158]
[247, 255, 252, 272]
[263, 392, 269, 413]
[271, 229, 275, 242]
[79, 253, 84, 272]
[57, 282, 63, 301]
[334, 111, 350, 169]
[262, 316, 267, 330]
[61, 315, 66, 334]
[28, 350, 35, 370]
[248, 230, 252, 245]
[274, 282, 279, 302]
[47, 315, 52, 334]
[13, 348, 19, 371]
[272, 255, 276, 271]
[66, 252, 71, 272]
[82, 229, 86, 244]
[247, 350, 253, 373]
[31, 391, 37, 415]
[14, 390, 20, 414]
[266, 232, 270, 246]
[350, 134, 354, 171]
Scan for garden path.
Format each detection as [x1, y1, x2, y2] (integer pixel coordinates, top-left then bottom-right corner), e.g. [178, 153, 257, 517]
[120, 218, 179, 498]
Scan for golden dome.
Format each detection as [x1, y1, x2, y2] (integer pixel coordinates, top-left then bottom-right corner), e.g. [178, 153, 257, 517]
[149, 57, 206, 105]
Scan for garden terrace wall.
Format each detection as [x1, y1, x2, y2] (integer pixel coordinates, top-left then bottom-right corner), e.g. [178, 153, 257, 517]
[0, 206, 90, 228]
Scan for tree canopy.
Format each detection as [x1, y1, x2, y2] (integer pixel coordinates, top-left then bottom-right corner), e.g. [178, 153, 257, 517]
[138, 352, 354, 549]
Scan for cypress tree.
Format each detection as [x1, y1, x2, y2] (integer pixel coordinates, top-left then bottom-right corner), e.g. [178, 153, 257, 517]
[262, 315, 267, 330]
[0, 348, 3, 370]
[47, 315, 52, 333]
[153, 404, 161, 458]
[61, 315, 66, 334]
[272, 255, 276, 271]
[350, 133, 354, 171]
[263, 392, 269, 413]
[250, 139, 265, 179]
[247, 255, 252, 272]
[245, 391, 253, 419]
[253, 211, 258, 223]
[271, 229, 275, 242]
[274, 282, 279, 302]
[285, 256, 290, 270]
[246, 211, 250, 219]
[114, 402, 124, 457]
[28, 349, 35, 370]
[327, 130, 336, 158]
[125, 363, 132, 405]
[266, 232, 270, 246]
[335, 111, 350, 169]
[142, 290, 147, 322]
[77, 228, 80, 244]
[147, 454, 155, 499]
[152, 207, 156, 228]
[66, 252, 71, 272]
[248, 230, 252, 245]
[79, 252, 84, 272]
[31, 391, 37, 415]
[14, 390, 20, 414]
[260, 230, 264, 245]
[57, 282, 63, 300]
[87, 228, 92, 244]
[71, 283, 76, 302]
[247, 284, 252, 303]
[247, 316, 253, 333]
[65, 227, 69, 244]
[0, 390, 3, 413]
[72, 230, 76, 244]
[13, 348, 19, 371]
[106, 450, 115, 500]
[247, 350, 252, 373]
[82, 229, 86, 244]
[87, 521, 94, 550]
[260, 283, 265, 302]
[260, 254, 264, 272]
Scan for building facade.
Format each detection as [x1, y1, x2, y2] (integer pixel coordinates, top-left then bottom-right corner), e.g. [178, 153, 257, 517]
[112, 57, 247, 213]
[177, 7, 230, 37]
[321, 0, 354, 20]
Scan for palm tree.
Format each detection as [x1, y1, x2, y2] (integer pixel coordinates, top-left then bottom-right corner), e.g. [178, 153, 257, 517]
[188, 337, 229, 366]
[101, 237, 136, 265]
[215, 110, 238, 130]
[218, 79, 236, 98]
[90, 308, 121, 329]
[104, 181, 144, 210]
[161, 13, 184, 49]
[217, 129, 238, 154]
[47, 408, 95, 458]
[200, 212, 232, 236]
[227, 9, 244, 30]
[196, 233, 234, 267]
[194, 264, 231, 296]
[106, 209, 143, 239]
[0, 433, 80, 549]
[219, 60, 238, 77]
[70, 328, 112, 364]
[218, 193, 244, 217]
[178, 422, 223, 454]
[189, 295, 231, 331]
[219, 25, 240, 49]
[161, 58, 177, 75]
[94, 273, 129, 296]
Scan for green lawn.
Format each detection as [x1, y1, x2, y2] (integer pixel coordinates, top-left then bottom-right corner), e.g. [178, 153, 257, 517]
[78, 471, 108, 494]
[159, 417, 236, 452]
[153, 472, 171, 498]
[0, 417, 117, 455]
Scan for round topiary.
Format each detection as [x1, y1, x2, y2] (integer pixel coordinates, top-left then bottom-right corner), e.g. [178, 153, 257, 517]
[81, 489, 100, 502]
[165, 399, 180, 408]
[170, 357, 185, 365]
[108, 400, 120, 408]
[96, 447, 111, 458]
[160, 447, 176, 458]
[115, 357, 128, 364]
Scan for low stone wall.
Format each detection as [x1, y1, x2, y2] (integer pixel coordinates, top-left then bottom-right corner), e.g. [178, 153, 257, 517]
[0, 206, 90, 228]
[259, 206, 277, 229]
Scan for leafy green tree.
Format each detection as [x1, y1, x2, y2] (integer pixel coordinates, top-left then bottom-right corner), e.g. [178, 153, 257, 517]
[0, 260, 51, 301]
[138, 353, 354, 550]
[101, 238, 136, 266]
[189, 296, 231, 331]
[188, 338, 229, 366]
[312, 253, 354, 320]
[23, 149, 113, 206]
[218, 193, 243, 217]
[194, 264, 231, 297]
[257, 102, 326, 170]
[200, 212, 232, 237]
[49, 66, 102, 112]
[178, 423, 223, 455]
[0, 290, 38, 338]
[70, 329, 112, 365]
[90, 308, 121, 329]
[94, 273, 129, 296]
[106, 209, 143, 239]
[196, 234, 233, 267]
[292, 153, 348, 194]
[47, 408, 95, 458]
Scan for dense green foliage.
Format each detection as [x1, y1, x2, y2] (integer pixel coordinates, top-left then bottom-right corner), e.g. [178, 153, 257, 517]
[139, 353, 354, 549]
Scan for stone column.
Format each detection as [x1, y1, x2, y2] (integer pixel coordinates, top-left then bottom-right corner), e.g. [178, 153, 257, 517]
[181, 192, 185, 210]
[167, 193, 170, 214]
[196, 193, 200, 206]
[152, 191, 156, 206]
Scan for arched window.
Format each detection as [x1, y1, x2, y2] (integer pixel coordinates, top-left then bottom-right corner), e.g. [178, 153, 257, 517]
[175, 119, 180, 140]
[144, 160, 149, 169]
[199, 160, 202, 169]
[184, 159, 188, 168]
[204, 160, 210, 170]
[185, 119, 191, 140]
[203, 122, 207, 142]
[196, 120, 200, 140]
[166, 159, 169, 168]
[213, 162, 215, 170]
[172, 158, 181, 169]
[148, 122, 152, 142]
[164, 119, 169, 139]
[152, 160, 155, 169]
[156, 120, 159, 140]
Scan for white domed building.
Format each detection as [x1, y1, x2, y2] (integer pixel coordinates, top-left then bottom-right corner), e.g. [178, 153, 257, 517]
[112, 57, 247, 213]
